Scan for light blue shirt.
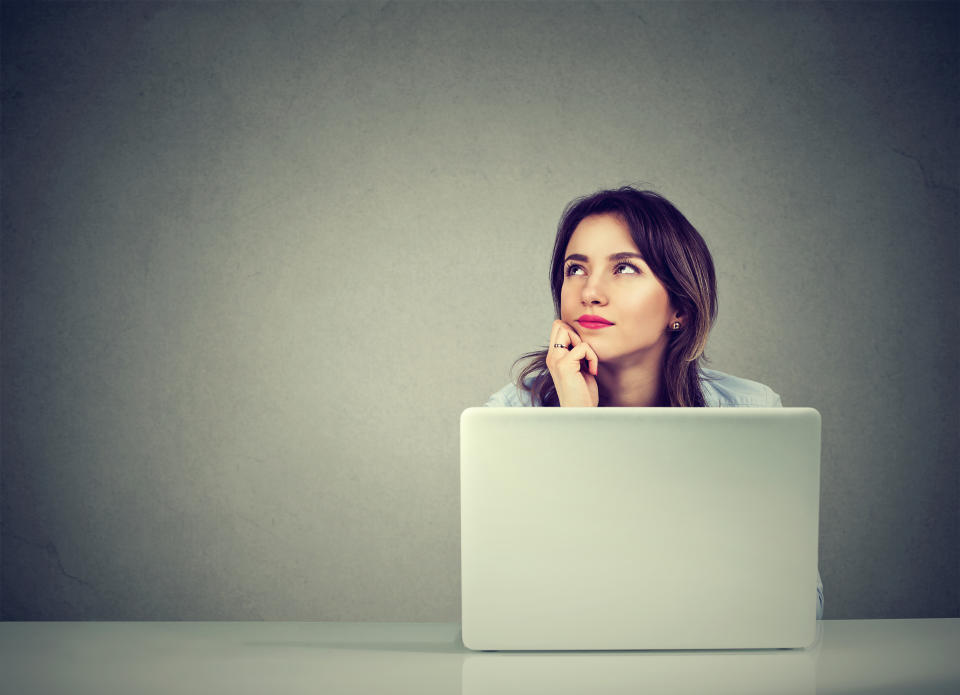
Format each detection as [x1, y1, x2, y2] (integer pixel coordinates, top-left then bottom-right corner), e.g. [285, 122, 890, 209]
[484, 366, 824, 619]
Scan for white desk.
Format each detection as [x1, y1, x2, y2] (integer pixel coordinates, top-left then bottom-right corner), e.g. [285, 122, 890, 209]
[1, 619, 957, 694]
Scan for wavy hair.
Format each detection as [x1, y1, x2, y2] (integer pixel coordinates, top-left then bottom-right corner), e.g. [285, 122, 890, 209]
[514, 187, 717, 407]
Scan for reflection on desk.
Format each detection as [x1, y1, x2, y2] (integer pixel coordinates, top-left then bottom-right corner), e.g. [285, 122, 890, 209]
[0, 619, 957, 694]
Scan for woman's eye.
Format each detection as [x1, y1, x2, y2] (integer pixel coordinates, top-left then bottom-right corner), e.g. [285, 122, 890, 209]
[565, 264, 585, 276]
[615, 263, 639, 274]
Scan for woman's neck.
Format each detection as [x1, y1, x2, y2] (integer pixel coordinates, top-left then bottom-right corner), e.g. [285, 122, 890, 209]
[596, 352, 666, 407]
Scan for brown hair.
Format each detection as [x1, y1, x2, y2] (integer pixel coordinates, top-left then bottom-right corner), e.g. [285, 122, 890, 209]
[514, 187, 717, 406]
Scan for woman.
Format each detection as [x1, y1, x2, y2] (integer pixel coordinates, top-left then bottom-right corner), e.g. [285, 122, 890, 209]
[485, 186, 823, 618]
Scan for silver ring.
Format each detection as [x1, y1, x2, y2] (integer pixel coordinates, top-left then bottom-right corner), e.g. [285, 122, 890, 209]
[553, 344, 567, 349]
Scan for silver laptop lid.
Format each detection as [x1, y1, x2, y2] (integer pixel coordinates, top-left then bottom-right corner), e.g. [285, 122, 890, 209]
[460, 407, 821, 650]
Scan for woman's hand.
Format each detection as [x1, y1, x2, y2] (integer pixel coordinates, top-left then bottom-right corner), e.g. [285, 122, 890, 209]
[545, 319, 599, 407]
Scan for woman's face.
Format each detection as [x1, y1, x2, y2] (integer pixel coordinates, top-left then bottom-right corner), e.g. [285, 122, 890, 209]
[559, 213, 678, 364]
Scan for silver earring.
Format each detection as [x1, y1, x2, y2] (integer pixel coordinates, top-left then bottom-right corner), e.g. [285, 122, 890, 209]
[671, 321, 681, 331]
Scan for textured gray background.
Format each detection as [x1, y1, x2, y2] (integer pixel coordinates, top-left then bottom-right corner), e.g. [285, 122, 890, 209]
[1, 1, 957, 621]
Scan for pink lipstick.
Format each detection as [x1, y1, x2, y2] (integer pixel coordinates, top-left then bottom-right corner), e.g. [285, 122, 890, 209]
[576, 314, 614, 330]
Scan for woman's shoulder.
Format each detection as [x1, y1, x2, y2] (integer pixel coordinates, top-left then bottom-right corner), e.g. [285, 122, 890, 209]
[484, 375, 537, 407]
[699, 367, 783, 407]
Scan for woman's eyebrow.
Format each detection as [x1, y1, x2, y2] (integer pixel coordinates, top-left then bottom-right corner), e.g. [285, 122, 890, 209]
[564, 252, 644, 263]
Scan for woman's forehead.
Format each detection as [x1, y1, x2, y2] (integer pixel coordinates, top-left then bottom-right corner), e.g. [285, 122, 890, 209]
[565, 213, 640, 255]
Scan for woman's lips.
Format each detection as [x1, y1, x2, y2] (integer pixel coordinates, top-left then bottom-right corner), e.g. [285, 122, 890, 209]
[576, 315, 613, 330]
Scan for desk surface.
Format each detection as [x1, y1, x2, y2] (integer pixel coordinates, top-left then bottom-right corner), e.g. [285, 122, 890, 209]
[1, 619, 958, 694]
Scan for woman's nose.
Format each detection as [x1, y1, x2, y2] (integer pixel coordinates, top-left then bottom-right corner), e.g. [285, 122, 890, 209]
[581, 277, 607, 305]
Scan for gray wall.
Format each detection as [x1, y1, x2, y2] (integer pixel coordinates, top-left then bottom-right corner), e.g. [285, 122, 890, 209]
[2, 1, 956, 620]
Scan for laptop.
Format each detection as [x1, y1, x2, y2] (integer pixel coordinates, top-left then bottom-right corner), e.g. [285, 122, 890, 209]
[460, 407, 821, 651]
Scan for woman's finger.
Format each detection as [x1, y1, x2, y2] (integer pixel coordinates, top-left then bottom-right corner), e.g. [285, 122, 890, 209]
[563, 341, 592, 368]
[558, 324, 597, 376]
[582, 341, 599, 375]
[551, 320, 573, 346]
[547, 321, 575, 366]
